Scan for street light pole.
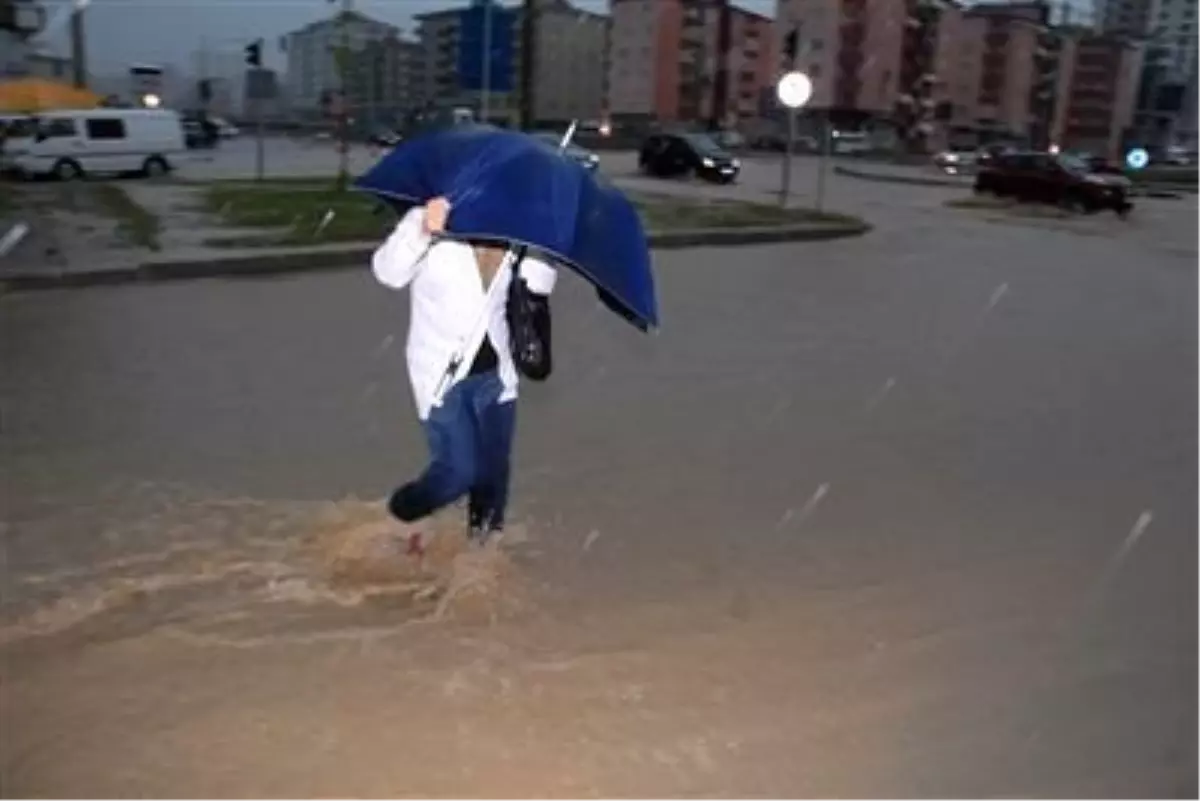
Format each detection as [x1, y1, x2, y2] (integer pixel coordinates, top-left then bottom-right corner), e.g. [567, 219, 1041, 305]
[782, 102, 796, 203]
[333, 0, 353, 190]
[778, 24, 806, 206]
[776, 70, 813, 206]
[69, 2, 88, 89]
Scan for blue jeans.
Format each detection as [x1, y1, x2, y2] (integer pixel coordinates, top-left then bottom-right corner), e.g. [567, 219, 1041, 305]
[388, 370, 517, 534]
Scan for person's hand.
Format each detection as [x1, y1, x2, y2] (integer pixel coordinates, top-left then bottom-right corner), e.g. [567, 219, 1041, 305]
[423, 197, 450, 235]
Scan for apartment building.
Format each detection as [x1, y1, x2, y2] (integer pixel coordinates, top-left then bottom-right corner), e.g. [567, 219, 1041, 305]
[343, 34, 423, 122]
[282, 10, 400, 111]
[1051, 28, 1142, 157]
[936, 2, 1051, 147]
[1, 0, 47, 78]
[607, 0, 776, 127]
[415, 0, 606, 126]
[1131, 0, 1198, 147]
[1098, 0, 1157, 34]
[768, 0, 1142, 154]
[938, 3, 1140, 156]
[774, 0, 912, 119]
[531, 0, 608, 124]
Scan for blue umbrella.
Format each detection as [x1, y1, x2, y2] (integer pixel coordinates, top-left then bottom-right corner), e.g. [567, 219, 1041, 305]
[353, 124, 658, 331]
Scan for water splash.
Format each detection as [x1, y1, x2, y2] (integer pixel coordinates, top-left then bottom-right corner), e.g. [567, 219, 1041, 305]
[0, 488, 529, 650]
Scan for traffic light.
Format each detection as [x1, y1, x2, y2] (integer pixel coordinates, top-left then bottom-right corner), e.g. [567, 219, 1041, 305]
[783, 26, 799, 63]
[245, 39, 263, 67]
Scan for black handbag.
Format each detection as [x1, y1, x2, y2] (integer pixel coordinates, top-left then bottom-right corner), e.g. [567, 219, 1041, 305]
[507, 247, 552, 381]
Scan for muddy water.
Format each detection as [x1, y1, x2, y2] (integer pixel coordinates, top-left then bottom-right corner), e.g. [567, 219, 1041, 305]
[0, 487, 526, 652]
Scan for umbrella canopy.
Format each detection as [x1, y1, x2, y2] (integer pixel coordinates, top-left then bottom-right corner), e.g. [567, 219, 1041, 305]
[353, 124, 658, 331]
[0, 78, 102, 113]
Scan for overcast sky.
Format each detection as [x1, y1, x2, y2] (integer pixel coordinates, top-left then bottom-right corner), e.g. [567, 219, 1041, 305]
[36, 0, 776, 74]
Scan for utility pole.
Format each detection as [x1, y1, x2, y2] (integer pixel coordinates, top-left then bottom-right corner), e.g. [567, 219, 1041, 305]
[330, 0, 353, 191]
[245, 38, 266, 181]
[780, 24, 800, 205]
[69, 3, 88, 89]
[519, 0, 536, 130]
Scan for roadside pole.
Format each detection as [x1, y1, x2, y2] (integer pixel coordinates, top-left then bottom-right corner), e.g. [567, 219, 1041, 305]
[777, 24, 807, 207]
[255, 101, 265, 182]
[816, 113, 830, 212]
[775, 50, 812, 206]
[244, 62, 277, 183]
[782, 101, 796, 205]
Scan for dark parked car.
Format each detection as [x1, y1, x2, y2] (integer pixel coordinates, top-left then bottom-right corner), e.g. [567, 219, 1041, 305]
[638, 132, 740, 183]
[531, 131, 600, 171]
[182, 119, 217, 150]
[974, 151, 1133, 215]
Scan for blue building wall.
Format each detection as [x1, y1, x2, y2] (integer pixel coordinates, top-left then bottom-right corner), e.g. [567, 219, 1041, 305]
[457, 0, 514, 93]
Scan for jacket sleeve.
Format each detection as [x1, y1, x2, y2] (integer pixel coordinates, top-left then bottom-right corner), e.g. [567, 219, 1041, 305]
[519, 254, 558, 297]
[371, 206, 431, 290]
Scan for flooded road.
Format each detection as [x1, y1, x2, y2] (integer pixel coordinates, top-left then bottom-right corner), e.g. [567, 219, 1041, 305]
[1, 202, 1196, 796]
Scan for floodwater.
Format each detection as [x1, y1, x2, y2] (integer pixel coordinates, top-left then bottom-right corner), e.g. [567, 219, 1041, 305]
[1, 203, 1196, 797]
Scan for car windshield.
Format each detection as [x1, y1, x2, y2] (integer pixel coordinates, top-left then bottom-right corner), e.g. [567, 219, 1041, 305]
[680, 132, 728, 157]
[1056, 154, 1092, 174]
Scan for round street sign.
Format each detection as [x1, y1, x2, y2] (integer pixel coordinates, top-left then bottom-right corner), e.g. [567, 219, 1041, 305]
[776, 71, 813, 110]
[1125, 147, 1149, 170]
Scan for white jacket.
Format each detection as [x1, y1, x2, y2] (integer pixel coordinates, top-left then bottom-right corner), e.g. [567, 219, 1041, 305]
[372, 206, 558, 420]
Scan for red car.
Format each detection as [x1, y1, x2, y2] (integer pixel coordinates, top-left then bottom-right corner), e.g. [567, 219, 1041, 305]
[974, 151, 1133, 216]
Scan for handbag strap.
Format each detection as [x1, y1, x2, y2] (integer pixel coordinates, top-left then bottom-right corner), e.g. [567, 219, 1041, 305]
[430, 245, 524, 406]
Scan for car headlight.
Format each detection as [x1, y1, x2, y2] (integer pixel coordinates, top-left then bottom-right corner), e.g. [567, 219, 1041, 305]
[1083, 174, 1106, 185]
[702, 157, 715, 168]
[731, 158, 740, 169]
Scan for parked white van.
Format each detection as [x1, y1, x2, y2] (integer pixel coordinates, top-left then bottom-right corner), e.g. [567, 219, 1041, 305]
[8, 108, 186, 180]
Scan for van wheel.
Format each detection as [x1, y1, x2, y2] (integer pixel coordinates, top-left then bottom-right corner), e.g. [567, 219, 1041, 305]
[143, 156, 169, 178]
[53, 159, 83, 181]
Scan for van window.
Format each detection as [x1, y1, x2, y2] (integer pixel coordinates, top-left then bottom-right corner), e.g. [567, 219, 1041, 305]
[3, 118, 36, 138]
[41, 118, 78, 138]
[85, 118, 126, 140]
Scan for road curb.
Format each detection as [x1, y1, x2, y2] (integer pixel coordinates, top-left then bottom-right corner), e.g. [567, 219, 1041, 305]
[834, 164, 966, 188]
[834, 163, 1191, 198]
[0, 221, 871, 293]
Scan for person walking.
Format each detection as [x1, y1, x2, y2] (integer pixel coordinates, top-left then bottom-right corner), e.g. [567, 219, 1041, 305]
[371, 196, 557, 544]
